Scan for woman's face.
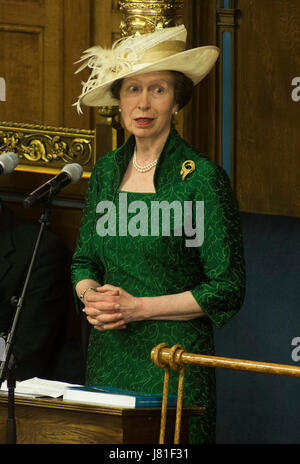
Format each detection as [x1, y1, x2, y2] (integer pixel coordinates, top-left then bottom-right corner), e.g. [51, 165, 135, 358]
[119, 71, 178, 145]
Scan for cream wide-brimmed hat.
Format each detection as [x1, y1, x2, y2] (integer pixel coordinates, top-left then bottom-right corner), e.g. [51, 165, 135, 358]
[74, 25, 219, 113]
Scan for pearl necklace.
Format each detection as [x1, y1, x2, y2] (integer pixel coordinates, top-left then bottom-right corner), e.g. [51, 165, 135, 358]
[132, 147, 158, 173]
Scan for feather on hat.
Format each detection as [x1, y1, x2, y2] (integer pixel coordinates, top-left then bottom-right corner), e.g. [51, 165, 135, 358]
[74, 25, 219, 112]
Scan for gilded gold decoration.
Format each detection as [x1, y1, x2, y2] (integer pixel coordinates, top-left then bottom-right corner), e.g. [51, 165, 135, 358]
[97, 107, 124, 150]
[119, 0, 184, 36]
[0, 122, 96, 177]
[98, 106, 120, 119]
[180, 160, 195, 181]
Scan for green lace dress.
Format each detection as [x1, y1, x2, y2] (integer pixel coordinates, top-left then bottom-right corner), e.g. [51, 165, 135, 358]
[71, 127, 246, 444]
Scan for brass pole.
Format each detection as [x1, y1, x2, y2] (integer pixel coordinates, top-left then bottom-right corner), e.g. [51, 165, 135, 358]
[151, 344, 300, 444]
[152, 345, 300, 378]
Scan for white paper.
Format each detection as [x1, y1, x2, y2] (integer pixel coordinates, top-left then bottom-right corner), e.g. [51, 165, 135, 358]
[0, 377, 82, 398]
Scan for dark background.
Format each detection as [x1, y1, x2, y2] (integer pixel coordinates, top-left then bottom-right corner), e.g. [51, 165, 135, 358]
[214, 212, 300, 444]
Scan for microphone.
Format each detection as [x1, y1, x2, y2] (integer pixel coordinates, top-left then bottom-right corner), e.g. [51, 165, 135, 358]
[0, 152, 19, 174]
[23, 163, 83, 208]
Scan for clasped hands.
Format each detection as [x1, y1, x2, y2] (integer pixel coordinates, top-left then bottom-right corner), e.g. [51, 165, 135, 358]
[83, 284, 139, 331]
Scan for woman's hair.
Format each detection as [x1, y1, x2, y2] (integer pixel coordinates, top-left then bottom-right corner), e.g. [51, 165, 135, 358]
[110, 71, 194, 111]
[172, 71, 194, 110]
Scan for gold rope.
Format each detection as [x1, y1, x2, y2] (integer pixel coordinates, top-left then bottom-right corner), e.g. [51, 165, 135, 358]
[174, 365, 185, 443]
[159, 366, 170, 444]
[151, 343, 185, 444]
[151, 343, 169, 444]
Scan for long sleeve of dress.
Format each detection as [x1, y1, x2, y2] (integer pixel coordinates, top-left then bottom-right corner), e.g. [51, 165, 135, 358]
[190, 162, 246, 329]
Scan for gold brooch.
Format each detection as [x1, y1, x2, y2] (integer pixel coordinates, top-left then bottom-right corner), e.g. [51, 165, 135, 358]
[180, 160, 195, 181]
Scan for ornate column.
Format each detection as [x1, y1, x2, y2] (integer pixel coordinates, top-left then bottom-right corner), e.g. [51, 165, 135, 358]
[119, 0, 184, 36]
[216, 0, 239, 184]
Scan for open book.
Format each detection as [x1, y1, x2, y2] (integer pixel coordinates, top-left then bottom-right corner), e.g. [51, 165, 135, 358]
[0, 377, 177, 408]
[0, 377, 79, 398]
[63, 385, 177, 408]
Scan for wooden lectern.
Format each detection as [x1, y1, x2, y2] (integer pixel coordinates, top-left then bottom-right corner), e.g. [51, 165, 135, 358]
[0, 394, 203, 444]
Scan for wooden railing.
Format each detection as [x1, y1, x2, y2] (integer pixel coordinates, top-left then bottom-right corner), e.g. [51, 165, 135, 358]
[151, 343, 300, 444]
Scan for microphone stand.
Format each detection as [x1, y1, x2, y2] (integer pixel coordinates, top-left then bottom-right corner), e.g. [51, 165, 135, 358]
[0, 202, 52, 444]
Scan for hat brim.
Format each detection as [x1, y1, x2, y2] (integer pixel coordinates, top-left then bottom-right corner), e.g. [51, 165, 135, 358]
[80, 45, 219, 108]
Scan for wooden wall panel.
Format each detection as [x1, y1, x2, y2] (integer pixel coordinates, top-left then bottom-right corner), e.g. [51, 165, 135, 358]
[235, 0, 300, 217]
[0, 0, 93, 129]
[0, 25, 43, 123]
[63, 0, 92, 128]
[90, 0, 122, 136]
[183, 0, 218, 161]
[93, 0, 121, 45]
[183, 0, 300, 218]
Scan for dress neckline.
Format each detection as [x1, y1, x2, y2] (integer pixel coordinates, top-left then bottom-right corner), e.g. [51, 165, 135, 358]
[117, 189, 156, 195]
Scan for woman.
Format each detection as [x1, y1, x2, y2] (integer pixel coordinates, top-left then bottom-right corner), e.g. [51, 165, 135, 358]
[72, 25, 245, 443]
